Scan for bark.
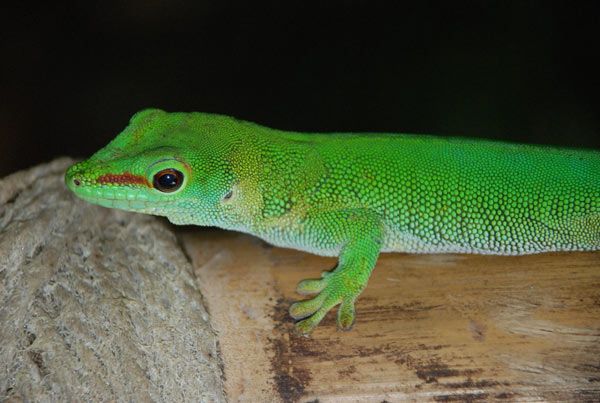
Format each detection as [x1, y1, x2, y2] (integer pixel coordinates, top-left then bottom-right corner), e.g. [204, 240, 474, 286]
[0, 158, 225, 402]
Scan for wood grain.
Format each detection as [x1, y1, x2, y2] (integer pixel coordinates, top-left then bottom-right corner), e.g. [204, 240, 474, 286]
[181, 229, 600, 402]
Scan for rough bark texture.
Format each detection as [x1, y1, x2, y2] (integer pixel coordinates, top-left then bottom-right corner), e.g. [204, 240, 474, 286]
[0, 159, 225, 402]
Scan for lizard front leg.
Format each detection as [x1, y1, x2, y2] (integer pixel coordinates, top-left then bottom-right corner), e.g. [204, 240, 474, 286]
[289, 210, 383, 335]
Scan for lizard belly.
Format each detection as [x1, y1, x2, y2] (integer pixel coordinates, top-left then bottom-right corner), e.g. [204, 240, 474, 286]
[382, 226, 496, 255]
[256, 226, 343, 257]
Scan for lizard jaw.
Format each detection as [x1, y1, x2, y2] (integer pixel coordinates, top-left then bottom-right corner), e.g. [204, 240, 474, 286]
[65, 163, 169, 214]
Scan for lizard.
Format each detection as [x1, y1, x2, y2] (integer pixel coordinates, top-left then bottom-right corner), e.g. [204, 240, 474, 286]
[65, 109, 600, 334]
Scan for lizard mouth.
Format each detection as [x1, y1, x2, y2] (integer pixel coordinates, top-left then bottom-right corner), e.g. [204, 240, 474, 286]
[65, 163, 161, 212]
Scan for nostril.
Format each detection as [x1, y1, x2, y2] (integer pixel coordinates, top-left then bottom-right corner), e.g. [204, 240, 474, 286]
[73, 178, 81, 186]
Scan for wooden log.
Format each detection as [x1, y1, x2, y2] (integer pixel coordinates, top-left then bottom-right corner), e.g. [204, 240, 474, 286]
[182, 229, 600, 402]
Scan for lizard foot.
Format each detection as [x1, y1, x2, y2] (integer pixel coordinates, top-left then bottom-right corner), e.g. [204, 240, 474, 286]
[289, 269, 359, 335]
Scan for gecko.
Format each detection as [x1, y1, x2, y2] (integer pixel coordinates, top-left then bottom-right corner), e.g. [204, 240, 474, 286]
[65, 109, 600, 334]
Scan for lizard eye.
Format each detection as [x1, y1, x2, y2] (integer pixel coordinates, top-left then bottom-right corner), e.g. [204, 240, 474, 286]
[153, 169, 184, 193]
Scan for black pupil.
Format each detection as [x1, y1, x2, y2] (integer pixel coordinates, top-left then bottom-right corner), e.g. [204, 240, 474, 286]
[154, 169, 183, 192]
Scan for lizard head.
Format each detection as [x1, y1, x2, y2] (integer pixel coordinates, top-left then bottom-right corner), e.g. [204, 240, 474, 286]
[65, 108, 237, 225]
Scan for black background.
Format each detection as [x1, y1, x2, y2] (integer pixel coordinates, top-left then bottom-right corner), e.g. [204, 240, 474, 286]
[2, 1, 599, 176]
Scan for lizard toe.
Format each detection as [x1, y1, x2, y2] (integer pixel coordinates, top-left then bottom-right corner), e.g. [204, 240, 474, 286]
[296, 278, 327, 295]
[289, 293, 326, 320]
[294, 306, 329, 336]
[336, 298, 356, 331]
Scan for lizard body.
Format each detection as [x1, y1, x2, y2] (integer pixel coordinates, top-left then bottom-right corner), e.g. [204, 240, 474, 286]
[66, 109, 600, 333]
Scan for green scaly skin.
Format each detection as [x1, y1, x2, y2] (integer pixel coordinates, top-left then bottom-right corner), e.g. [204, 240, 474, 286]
[65, 109, 600, 334]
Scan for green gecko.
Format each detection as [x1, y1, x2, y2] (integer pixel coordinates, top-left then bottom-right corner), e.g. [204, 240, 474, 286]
[65, 109, 600, 334]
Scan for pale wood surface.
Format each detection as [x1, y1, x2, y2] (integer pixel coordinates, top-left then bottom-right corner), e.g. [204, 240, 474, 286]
[182, 229, 600, 402]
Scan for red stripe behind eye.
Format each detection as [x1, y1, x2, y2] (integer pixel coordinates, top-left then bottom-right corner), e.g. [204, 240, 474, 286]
[97, 172, 150, 187]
